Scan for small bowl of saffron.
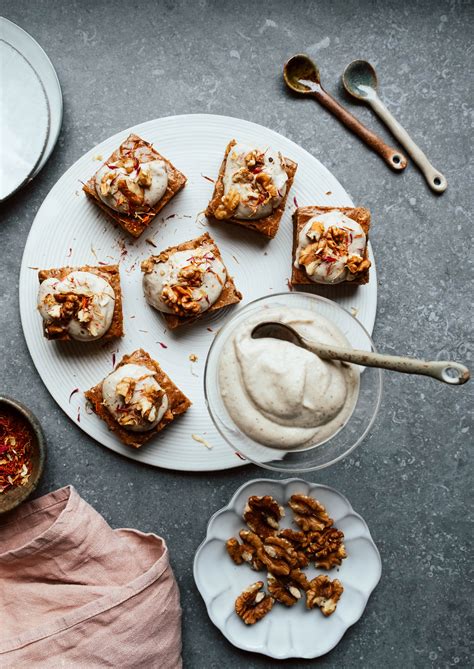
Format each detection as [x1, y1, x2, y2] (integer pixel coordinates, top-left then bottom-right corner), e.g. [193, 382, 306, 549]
[0, 395, 46, 514]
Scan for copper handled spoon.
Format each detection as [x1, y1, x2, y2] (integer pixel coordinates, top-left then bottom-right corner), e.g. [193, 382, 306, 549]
[283, 54, 408, 172]
[252, 322, 470, 385]
[342, 60, 447, 193]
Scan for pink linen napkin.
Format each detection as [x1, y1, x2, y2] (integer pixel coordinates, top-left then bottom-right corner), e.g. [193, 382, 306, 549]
[0, 486, 182, 668]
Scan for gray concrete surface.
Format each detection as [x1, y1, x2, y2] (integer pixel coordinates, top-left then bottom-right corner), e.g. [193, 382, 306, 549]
[1, 1, 472, 667]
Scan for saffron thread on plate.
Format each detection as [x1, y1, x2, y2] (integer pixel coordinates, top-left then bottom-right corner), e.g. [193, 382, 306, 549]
[68, 388, 79, 403]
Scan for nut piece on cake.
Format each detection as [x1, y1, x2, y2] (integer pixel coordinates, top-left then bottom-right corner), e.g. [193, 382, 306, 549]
[306, 575, 344, 616]
[206, 139, 297, 239]
[85, 348, 191, 448]
[292, 206, 371, 285]
[141, 232, 242, 329]
[83, 134, 187, 238]
[37, 265, 123, 342]
[235, 581, 274, 625]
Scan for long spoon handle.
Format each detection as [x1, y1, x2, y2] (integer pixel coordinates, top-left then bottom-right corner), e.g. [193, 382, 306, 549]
[302, 341, 470, 385]
[369, 95, 447, 193]
[312, 87, 408, 171]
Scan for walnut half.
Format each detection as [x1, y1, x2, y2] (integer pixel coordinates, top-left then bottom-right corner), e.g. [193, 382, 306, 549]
[244, 495, 285, 538]
[306, 528, 347, 570]
[306, 575, 344, 616]
[288, 494, 333, 532]
[225, 530, 264, 571]
[214, 189, 240, 220]
[267, 569, 309, 607]
[235, 581, 274, 625]
[260, 536, 299, 576]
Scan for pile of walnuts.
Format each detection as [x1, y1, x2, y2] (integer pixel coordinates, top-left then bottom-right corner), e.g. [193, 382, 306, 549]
[227, 493, 347, 625]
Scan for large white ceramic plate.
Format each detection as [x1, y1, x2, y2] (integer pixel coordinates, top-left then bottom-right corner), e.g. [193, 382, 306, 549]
[19, 114, 377, 471]
[193, 478, 382, 659]
[0, 18, 62, 182]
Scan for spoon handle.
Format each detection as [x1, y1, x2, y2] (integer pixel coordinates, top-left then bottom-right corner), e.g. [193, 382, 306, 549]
[303, 342, 470, 385]
[369, 95, 447, 193]
[312, 88, 408, 171]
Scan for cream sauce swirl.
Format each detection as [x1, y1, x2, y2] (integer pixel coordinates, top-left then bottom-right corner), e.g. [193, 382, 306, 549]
[218, 307, 360, 449]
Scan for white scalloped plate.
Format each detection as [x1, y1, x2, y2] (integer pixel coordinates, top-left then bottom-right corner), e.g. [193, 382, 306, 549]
[19, 114, 377, 471]
[193, 478, 382, 659]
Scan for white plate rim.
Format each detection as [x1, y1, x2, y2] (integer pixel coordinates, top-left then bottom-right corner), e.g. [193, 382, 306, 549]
[0, 17, 63, 180]
[193, 477, 382, 659]
[19, 113, 377, 472]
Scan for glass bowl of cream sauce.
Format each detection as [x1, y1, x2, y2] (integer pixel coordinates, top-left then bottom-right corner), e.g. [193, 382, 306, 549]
[204, 293, 382, 472]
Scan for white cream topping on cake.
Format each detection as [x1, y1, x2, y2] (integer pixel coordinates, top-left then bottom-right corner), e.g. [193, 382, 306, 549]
[294, 211, 369, 284]
[102, 363, 168, 432]
[38, 271, 115, 340]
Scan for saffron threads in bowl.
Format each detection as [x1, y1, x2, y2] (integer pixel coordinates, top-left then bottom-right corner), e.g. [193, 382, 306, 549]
[0, 409, 34, 494]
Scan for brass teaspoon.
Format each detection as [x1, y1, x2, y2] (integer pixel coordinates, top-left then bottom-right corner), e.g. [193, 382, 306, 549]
[251, 322, 470, 386]
[283, 54, 408, 171]
[342, 60, 447, 193]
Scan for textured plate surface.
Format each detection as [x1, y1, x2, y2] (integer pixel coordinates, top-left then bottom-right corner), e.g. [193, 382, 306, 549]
[19, 114, 377, 471]
[193, 478, 382, 659]
[0, 17, 62, 180]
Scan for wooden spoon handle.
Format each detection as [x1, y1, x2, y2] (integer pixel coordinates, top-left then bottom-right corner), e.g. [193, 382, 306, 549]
[303, 341, 470, 385]
[369, 95, 447, 193]
[313, 88, 407, 171]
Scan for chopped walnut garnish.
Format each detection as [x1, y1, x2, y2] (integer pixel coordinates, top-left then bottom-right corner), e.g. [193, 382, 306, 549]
[306, 575, 343, 616]
[298, 242, 320, 267]
[178, 264, 204, 287]
[326, 225, 347, 245]
[161, 284, 201, 316]
[232, 167, 253, 183]
[137, 167, 152, 187]
[244, 150, 264, 168]
[214, 189, 240, 219]
[308, 220, 324, 237]
[43, 292, 94, 336]
[116, 377, 136, 404]
[235, 581, 274, 625]
[346, 255, 371, 275]
[288, 494, 333, 533]
[244, 495, 285, 538]
[116, 176, 145, 207]
[306, 528, 347, 569]
[255, 172, 277, 200]
[114, 378, 164, 427]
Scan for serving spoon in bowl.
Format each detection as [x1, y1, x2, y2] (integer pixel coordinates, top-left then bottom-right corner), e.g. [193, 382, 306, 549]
[251, 322, 470, 386]
[283, 54, 407, 172]
[342, 60, 447, 193]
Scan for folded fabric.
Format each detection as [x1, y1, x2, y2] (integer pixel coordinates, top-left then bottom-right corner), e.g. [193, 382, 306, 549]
[0, 486, 182, 668]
